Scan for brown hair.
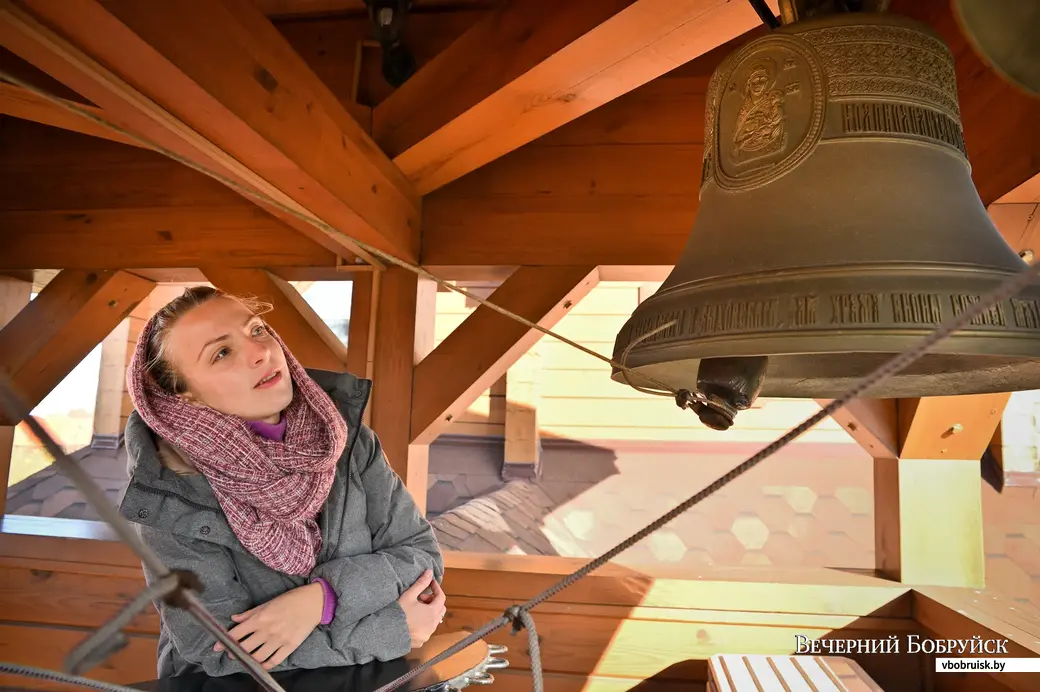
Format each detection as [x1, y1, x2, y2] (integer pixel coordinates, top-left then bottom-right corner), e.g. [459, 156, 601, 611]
[145, 286, 272, 394]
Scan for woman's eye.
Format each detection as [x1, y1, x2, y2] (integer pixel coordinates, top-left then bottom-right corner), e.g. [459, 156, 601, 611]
[252, 324, 266, 337]
[213, 347, 230, 362]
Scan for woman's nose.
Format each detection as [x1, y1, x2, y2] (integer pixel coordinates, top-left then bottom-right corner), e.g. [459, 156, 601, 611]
[245, 340, 271, 366]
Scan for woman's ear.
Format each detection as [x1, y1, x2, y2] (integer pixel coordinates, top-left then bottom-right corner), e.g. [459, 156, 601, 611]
[178, 390, 202, 406]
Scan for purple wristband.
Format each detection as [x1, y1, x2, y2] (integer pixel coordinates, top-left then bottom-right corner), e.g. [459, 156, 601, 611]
[311, 577, 337, 625]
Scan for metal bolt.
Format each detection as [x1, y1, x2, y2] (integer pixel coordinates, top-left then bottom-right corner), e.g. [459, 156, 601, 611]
[1021, 249, 1035, 264]
[948, 423, 963, 435]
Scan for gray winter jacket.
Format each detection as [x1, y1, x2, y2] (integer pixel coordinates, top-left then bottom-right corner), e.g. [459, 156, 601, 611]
[117, 369, 444, 679]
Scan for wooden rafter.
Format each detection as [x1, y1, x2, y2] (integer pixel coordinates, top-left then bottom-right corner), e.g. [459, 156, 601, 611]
[0, 0, 419, 264]
[410, 266, 600, 445]
[0, 208, 340, 271]
[0, 269, 155, 425]
[374, 0, 773, 194]
[0, 80, 142, 147]
[201, 267, 349, 372]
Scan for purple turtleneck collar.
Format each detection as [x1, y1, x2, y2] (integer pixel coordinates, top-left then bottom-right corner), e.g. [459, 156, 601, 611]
[246, 415, 287, 441]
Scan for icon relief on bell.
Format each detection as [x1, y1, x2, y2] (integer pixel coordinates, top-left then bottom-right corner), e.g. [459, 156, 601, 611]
[732, 57, 789, 163]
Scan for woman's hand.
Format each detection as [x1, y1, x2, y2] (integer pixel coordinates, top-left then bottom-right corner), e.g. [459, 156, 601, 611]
[214, 582, 325, 670]
[397, 569, 446, 649]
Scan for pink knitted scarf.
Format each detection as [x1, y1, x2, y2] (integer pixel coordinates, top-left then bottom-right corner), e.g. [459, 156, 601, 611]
[126, 315, 348, 576]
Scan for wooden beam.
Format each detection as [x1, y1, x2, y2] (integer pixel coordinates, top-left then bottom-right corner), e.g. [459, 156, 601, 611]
[411, 266, 600, 445]
[373, 0, 772, 193]
[0, 269, 155, 425]
[368, 267, 432, 510]
[815, 398, 900, 460]
[200, 267, 349, 372]
[0, 207, 342, 271]
[0, 0, 420, 263]
[828, 394, 1009, 588]
[345, 272, 377, 381]
[0, 275, 31, 514]
[0, 80, 142, 147]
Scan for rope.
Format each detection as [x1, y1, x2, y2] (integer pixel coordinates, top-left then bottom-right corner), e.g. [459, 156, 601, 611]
[0, 68, 682, 403]
[1, 48, 1038, 692]
[0, 663, 144, 692]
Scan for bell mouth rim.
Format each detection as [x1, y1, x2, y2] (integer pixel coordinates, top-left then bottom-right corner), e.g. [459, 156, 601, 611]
[609, 347, 1040, 400]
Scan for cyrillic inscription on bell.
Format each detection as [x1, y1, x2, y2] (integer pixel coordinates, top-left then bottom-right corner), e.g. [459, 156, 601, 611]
[613, 9, 1040, 417]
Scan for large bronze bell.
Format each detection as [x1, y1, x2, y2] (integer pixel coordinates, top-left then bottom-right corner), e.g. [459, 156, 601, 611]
[611, 2, 1040, 428]
[953, 0, 1040, 97]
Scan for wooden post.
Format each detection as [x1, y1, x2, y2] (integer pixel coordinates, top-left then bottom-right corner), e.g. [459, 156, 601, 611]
[91, 318, 132, 449]
[502, 343, 542, 480]
[0, 276, 33, 514]
[823, 394, 1009, 587]
[368, 268, 434, 515]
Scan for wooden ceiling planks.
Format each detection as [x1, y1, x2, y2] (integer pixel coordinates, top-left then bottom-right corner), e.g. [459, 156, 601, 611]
[1, 0, 1038, 271]
[0, 121, 341, 273]
[0, 0, 417, 265]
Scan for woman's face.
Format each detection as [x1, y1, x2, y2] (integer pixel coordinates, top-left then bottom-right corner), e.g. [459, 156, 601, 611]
[164, 297, 293, 423]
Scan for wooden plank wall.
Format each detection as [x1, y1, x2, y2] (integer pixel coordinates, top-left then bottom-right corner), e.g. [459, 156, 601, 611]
[0, 532, 928, 692]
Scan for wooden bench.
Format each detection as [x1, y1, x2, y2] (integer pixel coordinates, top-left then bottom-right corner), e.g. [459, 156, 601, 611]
[707, 654, 884, 691]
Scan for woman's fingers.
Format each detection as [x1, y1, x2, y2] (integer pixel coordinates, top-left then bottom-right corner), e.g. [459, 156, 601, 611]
[251, 640, 281, 665]
[264, 646, 290, 671]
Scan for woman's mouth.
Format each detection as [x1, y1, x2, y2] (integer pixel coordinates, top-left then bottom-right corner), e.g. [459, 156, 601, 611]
[255, 370, 282, 389]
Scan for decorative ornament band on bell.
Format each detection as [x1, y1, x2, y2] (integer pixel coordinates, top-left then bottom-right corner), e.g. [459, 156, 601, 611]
[612, 4, 1040, 429]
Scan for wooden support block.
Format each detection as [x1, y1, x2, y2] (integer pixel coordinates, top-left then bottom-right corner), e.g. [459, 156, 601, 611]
[897, 394, 1010, 461]
[0, 269, 155, 425]
[411, 266, 600, 445]
[503, 344, 542, 480]
[816, 398, 899, 460]
[200, 267, 348, 372]
[0, 275, 32, 512]
[830, 393, 1009, 588]
[874, 456, 986, 588]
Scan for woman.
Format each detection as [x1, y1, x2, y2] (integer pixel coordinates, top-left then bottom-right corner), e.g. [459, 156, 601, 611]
[117, 286, 446, 678]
